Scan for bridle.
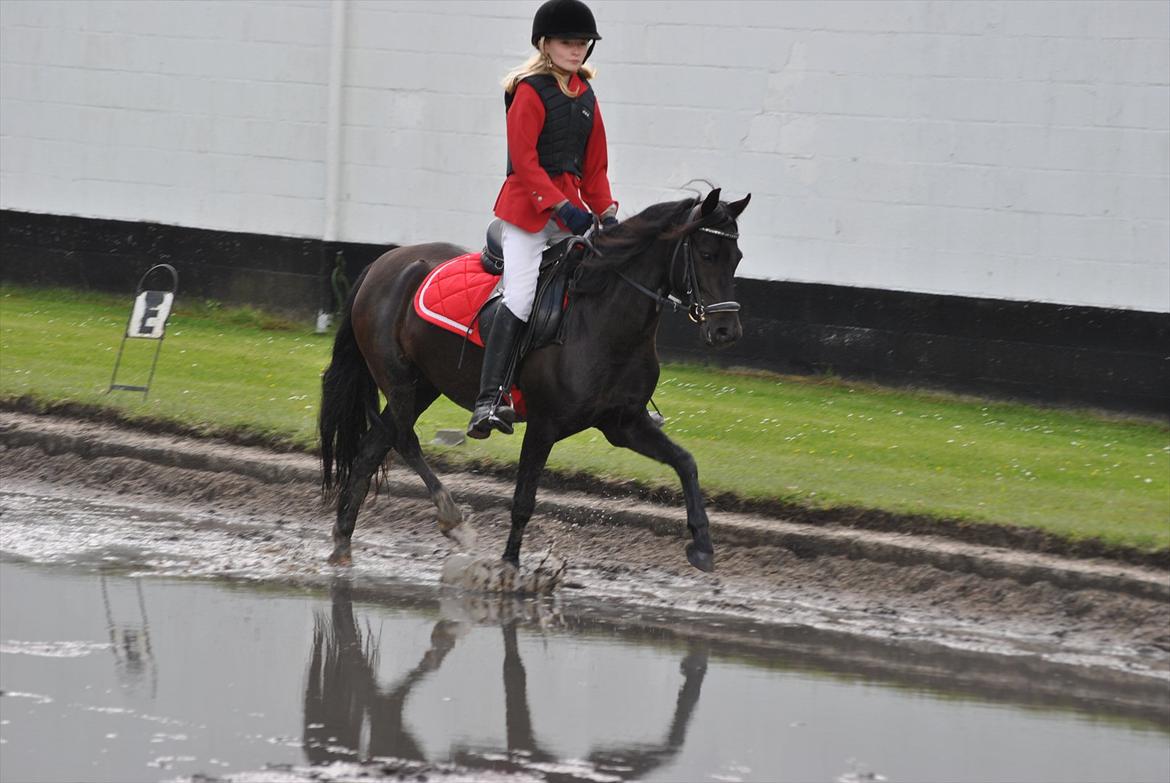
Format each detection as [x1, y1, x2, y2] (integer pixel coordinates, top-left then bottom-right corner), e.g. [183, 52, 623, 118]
[615, 208, 741, 325]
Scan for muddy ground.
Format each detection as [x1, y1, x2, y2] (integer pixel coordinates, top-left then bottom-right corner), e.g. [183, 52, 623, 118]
[1, 412, 1169, 684]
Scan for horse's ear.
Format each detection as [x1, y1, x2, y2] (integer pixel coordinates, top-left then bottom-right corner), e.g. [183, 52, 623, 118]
[700, 188, 722, 217]
[727, 193, 751, 218]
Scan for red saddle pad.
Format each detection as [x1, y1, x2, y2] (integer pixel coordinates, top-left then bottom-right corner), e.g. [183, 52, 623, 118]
[413, 252, 526, 418]
[413, 253, 499, 347]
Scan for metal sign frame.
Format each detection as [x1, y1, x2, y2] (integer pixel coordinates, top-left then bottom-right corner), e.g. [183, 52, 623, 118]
[107, 264, 179, 399]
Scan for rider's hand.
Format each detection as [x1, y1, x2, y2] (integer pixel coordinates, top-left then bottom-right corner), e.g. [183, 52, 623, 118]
[555, 201, 593, 235]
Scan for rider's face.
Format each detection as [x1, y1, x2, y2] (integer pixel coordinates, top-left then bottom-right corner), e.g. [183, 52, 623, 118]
[544, 37, 590, 73]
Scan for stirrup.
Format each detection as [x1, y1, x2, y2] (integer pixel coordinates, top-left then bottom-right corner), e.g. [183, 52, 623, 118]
[648, 397, 666, 428]
[467, 409, 514, 439]
[467, 392, 516, 439]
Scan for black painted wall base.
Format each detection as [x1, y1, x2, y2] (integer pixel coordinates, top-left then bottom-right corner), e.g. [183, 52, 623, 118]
[1, 209, 387, 317]
[3, 209, 1167, 415]
[657, 280, 1168, 415]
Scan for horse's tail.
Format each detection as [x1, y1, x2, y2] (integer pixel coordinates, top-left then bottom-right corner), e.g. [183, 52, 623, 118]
[319, 266, 376, 496]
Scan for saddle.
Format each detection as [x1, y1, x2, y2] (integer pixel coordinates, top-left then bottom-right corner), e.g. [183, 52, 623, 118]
[414, 219, 586, 355]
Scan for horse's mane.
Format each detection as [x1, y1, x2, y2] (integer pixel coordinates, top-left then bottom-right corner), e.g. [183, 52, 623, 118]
[584, 196, 740, 271]
[583, 198, 699, 270]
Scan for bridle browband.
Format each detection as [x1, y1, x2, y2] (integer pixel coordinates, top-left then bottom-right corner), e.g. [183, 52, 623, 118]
[615, 206, 741, 325]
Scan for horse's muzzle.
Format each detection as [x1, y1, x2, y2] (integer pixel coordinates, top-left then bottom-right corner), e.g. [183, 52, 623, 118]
[702, 313, 743, 347]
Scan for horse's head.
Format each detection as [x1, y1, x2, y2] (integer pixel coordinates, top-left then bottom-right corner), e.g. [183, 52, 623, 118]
[673, 188, 751, 348]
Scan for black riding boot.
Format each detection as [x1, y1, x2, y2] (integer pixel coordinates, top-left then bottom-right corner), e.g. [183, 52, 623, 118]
[467, 307, 525, 439]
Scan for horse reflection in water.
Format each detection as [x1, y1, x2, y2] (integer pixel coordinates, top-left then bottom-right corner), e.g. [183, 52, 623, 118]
[303, 580, 708, 780]
[303, 586, 458, 764]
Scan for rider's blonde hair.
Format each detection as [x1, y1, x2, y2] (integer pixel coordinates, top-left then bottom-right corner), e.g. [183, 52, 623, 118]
[502, 37, 597, 99]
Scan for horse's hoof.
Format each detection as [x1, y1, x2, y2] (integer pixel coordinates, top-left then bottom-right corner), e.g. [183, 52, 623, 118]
[443, 522, 478, 552]
[441, 554, 519, 593]
[328, 545, 352, 566]
[686, 544, 715, 573]
[435, 492, 464, 529]
[440, 551, 565, 594]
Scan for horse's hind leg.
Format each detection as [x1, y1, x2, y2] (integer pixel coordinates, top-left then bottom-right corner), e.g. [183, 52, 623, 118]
[599, 411, 715, 573]
[387, 382, 477, 551]
[330, 422, 393, 565]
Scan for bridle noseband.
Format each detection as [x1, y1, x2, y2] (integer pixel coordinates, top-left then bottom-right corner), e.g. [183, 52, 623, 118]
[672, 224, 741, 324]
[616, 209, 741, 325]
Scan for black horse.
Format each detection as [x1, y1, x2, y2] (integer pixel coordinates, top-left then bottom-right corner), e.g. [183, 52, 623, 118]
[319, 188, 750, 573]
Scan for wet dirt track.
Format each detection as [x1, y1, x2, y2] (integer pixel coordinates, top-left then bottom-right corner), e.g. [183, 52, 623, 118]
[1, 411, 1168, 671]
[1, 412, 1169, 781]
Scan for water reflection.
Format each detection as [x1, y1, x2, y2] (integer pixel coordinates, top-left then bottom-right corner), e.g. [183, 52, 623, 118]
[99, 573, 158, 697]
[304, 580, 709, 780]
[303, 583, 456, 764]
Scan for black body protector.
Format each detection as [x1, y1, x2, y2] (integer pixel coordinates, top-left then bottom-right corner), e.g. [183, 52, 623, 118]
[505, 74, 596, 178]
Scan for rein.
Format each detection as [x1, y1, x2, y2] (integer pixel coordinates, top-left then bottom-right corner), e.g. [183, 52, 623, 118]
[615, 218, 741, 325]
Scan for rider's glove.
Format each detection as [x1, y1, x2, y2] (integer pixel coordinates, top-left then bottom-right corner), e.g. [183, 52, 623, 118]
[555, 202, 593, 235]
[600, 204, 619, 230]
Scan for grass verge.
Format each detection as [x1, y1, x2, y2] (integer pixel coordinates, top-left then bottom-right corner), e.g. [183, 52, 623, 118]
[2, 283, 1167, 558]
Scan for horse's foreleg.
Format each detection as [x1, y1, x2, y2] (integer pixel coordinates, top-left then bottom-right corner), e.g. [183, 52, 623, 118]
[330, 423, 393, 565]
[387, 386, 476, 550]
[503, 425, 555, 567]
[601, 412, 715, 572]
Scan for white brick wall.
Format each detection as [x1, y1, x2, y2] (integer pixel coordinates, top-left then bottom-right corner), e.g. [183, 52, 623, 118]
[0, 0, 332, 237]
[2, 0, 1167, 312]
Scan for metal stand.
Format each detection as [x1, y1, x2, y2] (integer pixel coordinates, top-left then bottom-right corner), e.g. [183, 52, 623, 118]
[107, 264, 179, 400]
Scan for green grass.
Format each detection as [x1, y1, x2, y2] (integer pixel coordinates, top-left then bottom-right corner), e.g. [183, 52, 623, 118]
[2, 283, 1167, 552]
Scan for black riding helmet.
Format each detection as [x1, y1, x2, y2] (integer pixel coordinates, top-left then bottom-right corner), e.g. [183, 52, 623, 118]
[532, 0, 601, 62]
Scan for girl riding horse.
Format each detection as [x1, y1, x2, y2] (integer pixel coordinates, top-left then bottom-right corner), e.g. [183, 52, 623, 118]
[471, 0, 619, 440]
[318, 0, 750, 577]
[319, 188, 749, 574]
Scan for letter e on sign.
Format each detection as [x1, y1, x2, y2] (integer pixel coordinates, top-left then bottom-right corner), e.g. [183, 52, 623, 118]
[128, 291, 174, 339]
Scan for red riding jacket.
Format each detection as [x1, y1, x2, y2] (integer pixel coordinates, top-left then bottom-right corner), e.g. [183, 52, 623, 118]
[493, 73, 616, 233]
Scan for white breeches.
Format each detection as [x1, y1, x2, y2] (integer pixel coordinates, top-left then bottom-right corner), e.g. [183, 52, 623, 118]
[500, 218, 569, 322]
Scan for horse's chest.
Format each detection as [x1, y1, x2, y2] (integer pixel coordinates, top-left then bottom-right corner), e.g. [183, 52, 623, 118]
[566, 354, 655, 409]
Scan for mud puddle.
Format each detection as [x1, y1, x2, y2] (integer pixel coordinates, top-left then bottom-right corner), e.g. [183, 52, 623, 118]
[3, 559, 1170, 783]
[2, 485, 1170, 783]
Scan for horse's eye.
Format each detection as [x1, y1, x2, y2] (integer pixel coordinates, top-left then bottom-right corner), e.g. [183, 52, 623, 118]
[700, 251, 714, 262]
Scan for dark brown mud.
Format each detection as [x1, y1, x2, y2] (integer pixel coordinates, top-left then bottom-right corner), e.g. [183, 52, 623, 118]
[5, 394, 1167, 568]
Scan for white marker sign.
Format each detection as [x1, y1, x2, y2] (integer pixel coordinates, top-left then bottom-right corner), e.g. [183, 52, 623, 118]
[128, 291, 174, 339]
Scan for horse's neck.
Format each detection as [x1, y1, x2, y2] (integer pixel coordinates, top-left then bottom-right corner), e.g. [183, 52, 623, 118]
[582, 241, 673, 349]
